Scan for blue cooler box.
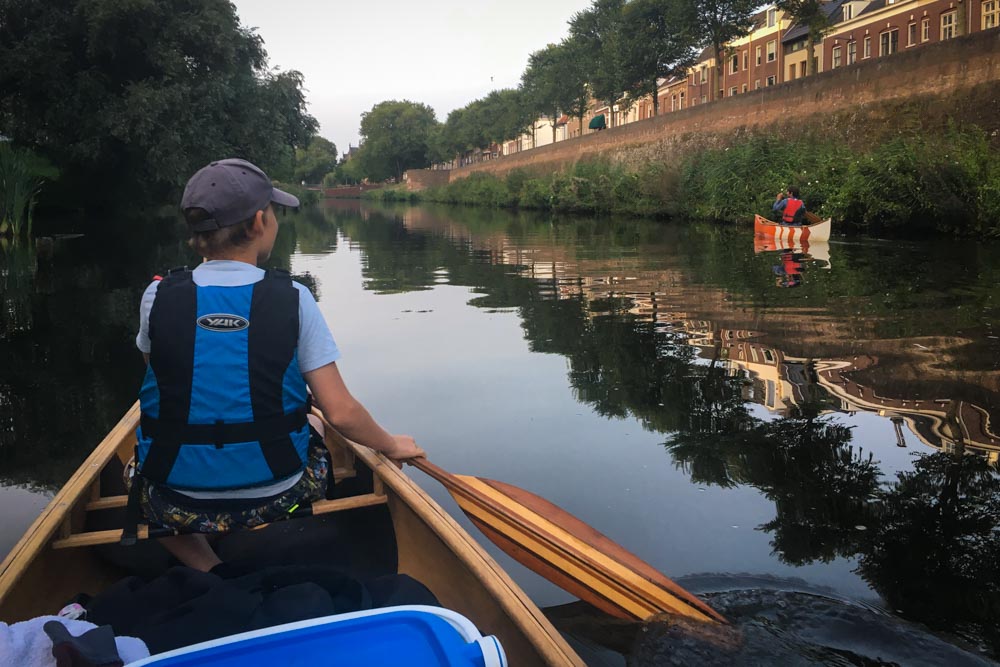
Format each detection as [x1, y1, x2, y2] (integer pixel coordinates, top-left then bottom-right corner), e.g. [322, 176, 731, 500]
[127, 605, 507, 667]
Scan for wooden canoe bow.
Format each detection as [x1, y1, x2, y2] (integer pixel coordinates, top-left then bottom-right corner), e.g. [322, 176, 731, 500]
[408, 457, 726, 624]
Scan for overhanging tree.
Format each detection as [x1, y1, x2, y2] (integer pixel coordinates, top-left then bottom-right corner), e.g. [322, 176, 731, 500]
[0, 0, 317, 207]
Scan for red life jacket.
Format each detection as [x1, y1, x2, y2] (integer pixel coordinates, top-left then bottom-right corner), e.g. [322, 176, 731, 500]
[782, 198, 804, 224]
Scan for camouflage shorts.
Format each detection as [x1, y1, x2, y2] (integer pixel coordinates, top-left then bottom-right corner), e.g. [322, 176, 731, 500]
[124, 432, 330, 533]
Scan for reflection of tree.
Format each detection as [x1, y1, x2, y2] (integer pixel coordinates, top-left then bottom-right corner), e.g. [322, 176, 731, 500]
[0, 210, 305, 491]
[858, 451, 1000, 653]
[667, 408, 881, 565]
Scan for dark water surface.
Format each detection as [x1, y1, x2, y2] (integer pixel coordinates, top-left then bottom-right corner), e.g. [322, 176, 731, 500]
[2, 201, 999, 664]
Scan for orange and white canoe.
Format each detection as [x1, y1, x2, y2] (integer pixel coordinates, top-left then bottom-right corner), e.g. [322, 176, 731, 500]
[754, 213, 831, 243]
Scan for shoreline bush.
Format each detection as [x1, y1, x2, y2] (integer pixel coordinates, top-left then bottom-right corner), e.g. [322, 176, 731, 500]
[367, 125, 1000, 237]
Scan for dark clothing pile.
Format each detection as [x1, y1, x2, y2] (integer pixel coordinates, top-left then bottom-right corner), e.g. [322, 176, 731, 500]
[85, 565, 438, 655]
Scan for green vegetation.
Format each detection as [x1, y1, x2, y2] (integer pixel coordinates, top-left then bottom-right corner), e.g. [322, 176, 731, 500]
[0, 144, 58, 237]
[293, 137, 339, 185]
[353, 101, 440, 182]
[0, 0, 316, 209]
[375, 126, 1000, 236]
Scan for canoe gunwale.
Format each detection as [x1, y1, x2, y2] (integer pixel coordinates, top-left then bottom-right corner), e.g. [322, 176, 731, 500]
[0, 403, 140, 606]
[0, 403, 584, 666]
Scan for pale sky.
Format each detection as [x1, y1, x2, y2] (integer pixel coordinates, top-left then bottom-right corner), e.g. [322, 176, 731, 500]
[231, 0, 592, 157]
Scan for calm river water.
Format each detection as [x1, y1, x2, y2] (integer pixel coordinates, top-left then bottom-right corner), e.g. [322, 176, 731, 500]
[2, 200, 999, 664]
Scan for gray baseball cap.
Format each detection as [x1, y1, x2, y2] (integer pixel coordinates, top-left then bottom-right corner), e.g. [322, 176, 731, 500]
[181, 158, 300, 232]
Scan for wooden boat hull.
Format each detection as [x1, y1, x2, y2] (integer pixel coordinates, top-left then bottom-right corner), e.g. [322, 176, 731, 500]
[754, 213, 831, 243]
[0, 404, 584, 666]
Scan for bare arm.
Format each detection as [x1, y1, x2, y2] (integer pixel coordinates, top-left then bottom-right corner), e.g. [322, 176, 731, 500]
[304, 362, 424, 460]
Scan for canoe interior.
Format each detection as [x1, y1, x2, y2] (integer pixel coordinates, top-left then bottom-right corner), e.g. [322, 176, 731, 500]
[0, 405, 583, 666]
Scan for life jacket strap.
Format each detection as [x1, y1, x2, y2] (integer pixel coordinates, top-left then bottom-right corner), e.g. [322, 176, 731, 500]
[139, 408, 307, 446]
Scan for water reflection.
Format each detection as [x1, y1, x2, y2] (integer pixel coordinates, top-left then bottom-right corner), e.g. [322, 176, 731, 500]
[754, 236, 831, 289]
[325, 201, 1000, 657]
[3, 200, 1000, 662]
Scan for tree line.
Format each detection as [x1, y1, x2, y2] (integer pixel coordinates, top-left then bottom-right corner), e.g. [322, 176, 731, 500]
[0, 0, 332, 217]
[346, 0, 829, 183]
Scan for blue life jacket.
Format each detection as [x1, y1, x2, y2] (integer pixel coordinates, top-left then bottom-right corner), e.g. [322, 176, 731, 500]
[137, 267, 310, 491]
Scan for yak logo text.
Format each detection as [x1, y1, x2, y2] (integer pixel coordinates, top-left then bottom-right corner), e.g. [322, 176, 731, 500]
[197, 314, 249, 332]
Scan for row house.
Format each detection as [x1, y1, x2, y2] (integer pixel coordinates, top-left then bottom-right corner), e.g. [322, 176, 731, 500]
[823, 0, 997, 70]
[719, 7, 791, 98]
[783, 0, 849, 79]
[493, 0, 997, 162]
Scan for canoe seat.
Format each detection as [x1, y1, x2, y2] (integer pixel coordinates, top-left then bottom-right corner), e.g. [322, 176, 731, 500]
[51, 422, 387, 551]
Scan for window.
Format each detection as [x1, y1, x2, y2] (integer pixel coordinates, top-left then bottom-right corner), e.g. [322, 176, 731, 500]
[880, 29, 898, 55]
[755, 79, 761, 89]
[922, 17, 931, 41]
[766, 75, 776, 86]
[941, 11, 957, 40]
[832, 45, 842, 68]
[908, 22, 917, 45]
[671, 94, 677, 111]
[985, 1, 999, 29]
[863, 35, 871, 58]
[847, 41, 857, 64]
[767, 40, 777, 62]
[730, 54, 739, 73]
[742, 83, 748, 93]
[729, 86, 738, 96]
[679, 92, 685, 108]
[700, 65, 707, 83]
[743, 50, 749, 70]
[767, 8, 777, 27]
[756, 45, 762, 65]
[789, 62, 797, 79]
[844, 4, 853, 21]
[701, 95, 707, 103]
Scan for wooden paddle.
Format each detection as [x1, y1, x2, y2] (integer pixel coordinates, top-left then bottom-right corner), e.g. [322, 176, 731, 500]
[407, 457, 727, 625]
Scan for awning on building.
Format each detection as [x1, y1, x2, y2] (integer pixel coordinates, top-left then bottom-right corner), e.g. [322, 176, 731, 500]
[588, 114, 606, 130]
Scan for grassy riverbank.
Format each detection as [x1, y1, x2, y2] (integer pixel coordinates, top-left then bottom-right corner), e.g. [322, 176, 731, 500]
[369, 126, 1000, 236]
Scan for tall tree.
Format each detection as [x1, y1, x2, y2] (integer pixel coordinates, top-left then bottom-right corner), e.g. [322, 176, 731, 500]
[356, 100, 439, 182]
[569, 0, 628, 127]
[776, 0, 833, 75]
[521, 43, 579, 144]
[690, 0, 758, 101]
[293, 136, 338, 184]
[555, 37, 593, 136]
[0, 0, 317, 207]
[619, 0, 700, 116]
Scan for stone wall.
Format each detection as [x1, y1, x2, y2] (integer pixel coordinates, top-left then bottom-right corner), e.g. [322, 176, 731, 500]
[437, 28, 1000, 185]
[403, 169, 450, 191]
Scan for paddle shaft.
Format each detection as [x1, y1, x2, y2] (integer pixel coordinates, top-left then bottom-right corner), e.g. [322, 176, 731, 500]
[408, 457, 726, 624]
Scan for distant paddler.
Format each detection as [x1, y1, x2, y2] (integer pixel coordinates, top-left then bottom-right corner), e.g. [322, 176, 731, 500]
[772, 186, 806, 226]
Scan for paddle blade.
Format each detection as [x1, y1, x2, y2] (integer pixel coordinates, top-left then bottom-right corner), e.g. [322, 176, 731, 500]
[449, 473, 726, 624]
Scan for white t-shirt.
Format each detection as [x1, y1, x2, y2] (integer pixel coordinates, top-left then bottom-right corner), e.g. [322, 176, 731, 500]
[136, 260, 341, 499]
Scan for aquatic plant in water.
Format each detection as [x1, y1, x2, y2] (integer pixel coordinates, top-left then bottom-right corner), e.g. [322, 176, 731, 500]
[0, 143, 56, 238]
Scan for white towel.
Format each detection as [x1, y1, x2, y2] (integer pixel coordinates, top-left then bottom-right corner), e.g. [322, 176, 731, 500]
[0, 616, 149, 667]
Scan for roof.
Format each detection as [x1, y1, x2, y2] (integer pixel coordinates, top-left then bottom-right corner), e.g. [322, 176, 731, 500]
[782, 0, 851, 43]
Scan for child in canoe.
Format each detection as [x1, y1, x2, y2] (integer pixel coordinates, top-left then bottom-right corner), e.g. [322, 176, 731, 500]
[129, 158, 424, 571]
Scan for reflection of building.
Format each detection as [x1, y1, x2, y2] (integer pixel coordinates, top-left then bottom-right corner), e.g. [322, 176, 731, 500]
[816, 357, 1000, 461]
[391, 207, 999, 459]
